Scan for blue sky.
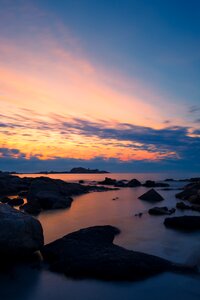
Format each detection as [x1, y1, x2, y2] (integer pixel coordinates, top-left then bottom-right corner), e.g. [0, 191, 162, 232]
[0, 0, 199, 172]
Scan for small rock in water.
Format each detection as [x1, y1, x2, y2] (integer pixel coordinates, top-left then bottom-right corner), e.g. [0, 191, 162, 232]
[138, 189, 164, 202]
[148, 206, 175, 216]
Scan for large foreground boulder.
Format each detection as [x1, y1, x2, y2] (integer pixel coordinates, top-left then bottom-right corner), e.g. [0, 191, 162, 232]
[164, 216, 200, 231]
[0, 204, 44, 256]
[41, 225, 193, 281]
[138, 189, 164, 202]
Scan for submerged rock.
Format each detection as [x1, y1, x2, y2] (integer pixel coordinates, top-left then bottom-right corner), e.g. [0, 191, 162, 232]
[42, 225, 194, 281]
[0, 204, 44, 257]
[148, 206, 175, 216]
[164, 216, 200, 231]
[138, 189, 164, 202]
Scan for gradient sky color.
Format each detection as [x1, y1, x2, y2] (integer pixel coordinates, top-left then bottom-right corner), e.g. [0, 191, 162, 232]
[0, 0, 200, 172]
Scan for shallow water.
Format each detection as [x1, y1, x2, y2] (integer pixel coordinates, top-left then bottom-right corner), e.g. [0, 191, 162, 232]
[1, 173, 200, 300]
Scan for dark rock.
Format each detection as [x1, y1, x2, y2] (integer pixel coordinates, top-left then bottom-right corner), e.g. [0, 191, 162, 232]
[79, 180, 85, 184]
[148, 206, 175, 216]
[0, 204, 44, 256]
[175, 182, 200, 204]
[98, 177, 117, 185]
[24, 177, 116, 214]
[138, 189, 164, 202]
[143, 180, 169, 188]
[20, 202, 42, 215]
[126, 179, 141, 187]
[0, 173, 32, 196]
[18, 190, 28, 197]
[176, 202, 191, 210]
[8, 197, 24, 206]
[0, 196, 10, 203]
[114, 180, 127, 187]
[164, 216, 200, 231]
[176, 201, 200, 212]
[41, 225, 193, 281]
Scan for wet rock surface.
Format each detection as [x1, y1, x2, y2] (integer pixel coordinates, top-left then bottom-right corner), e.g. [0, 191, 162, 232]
[0, 204, 44, 257]
[42, 225, 193, 281]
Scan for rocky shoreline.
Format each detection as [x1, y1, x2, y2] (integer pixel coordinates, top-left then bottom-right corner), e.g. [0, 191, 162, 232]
[0, 172, 200, 281]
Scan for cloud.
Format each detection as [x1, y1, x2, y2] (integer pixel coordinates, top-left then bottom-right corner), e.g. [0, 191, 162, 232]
[0, 111, 200, 172]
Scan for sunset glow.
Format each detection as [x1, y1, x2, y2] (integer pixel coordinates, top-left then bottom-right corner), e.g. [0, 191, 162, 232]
[0, 1, 199, 172]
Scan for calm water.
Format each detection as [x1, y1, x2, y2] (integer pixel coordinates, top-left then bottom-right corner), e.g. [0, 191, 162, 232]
[1, 173, 200, 300]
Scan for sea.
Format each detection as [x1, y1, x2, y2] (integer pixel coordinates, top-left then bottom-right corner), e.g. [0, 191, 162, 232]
[0, 173, 200, 300]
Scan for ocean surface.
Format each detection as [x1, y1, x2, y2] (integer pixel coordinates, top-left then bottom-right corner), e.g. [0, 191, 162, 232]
[1, 173, 200, 300]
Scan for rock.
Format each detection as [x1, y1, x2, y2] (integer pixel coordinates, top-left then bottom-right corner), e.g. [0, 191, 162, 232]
[114, 180, 127, 187]
[175, 182, 200, 204]
[0, 196, 10, 203]
[165, 178, 175, 182]
[176, 201, 200, 212]
[20, 202, 42, 215]
[98, 177, 117, 185]
[138, 189, 164, 202]
[0, 173, 32, 196]
[79, 180, 84, 184]
[41, 225, 193, 281]
[0, 204, 44, 256]
[24, 177, 116, 214]
[18, 190, 28, 197]
[164, 216, 200, 231]
[143, 180, 169, 188]
[8, 197, 24, 206]
[148, 206, 175, 216]
[126, 179, 141, 187]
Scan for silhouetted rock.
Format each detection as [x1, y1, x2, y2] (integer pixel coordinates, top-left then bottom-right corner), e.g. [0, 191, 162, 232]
[41, 225, 193, 281]
[176, 201, 200, 212]
[143, 180, 169, 188]
[21, 177, 116, 214]
[138, 189, 164, 202]
[0, 204, 44, 257]
[0, 196, 10, 203]
[79, 180, 85, 184]
[18, 190, 28, 197]
[126, 179, 141, 187]
[0, 173, 31, 196]
[98, 177, 117, 185]
[175, 182, 200, 204]
[8, 197, 24, 206]
[148, 206, 175, 215]
[164, 216, 200, 231]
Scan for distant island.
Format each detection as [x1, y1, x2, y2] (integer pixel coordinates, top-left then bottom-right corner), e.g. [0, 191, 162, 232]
[34, 167, 110, 174]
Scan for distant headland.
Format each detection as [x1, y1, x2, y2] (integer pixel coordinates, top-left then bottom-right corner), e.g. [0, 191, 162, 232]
[12, 167, 110, 174]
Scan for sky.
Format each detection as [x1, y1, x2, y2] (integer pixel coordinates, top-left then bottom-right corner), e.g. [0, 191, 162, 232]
[0, 0, 200, 172]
